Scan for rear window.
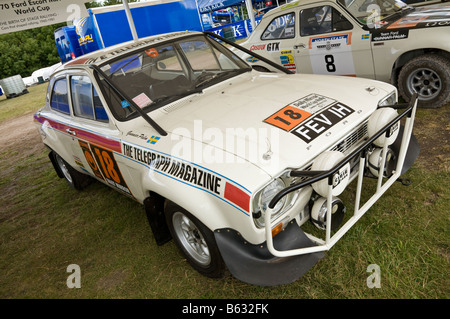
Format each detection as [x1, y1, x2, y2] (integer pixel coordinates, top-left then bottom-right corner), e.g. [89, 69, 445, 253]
[50, 78, 70, 115]
[261, 12, 295, 40]
[71, 75, 108, 122]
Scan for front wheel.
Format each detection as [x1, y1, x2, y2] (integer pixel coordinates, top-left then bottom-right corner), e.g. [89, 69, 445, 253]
[165, 201, 225, 278]
[398, 54, 450, 108]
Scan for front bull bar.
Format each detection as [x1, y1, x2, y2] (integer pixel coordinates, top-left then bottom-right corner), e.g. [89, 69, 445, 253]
[265, 94, 419, 258]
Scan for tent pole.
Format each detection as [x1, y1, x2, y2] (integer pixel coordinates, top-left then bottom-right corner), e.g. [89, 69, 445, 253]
[123, 0, 138, 40]
[245, 0, 256, 31]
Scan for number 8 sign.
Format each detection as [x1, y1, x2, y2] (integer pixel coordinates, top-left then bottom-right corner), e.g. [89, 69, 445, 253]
[308, 32, 356, 77]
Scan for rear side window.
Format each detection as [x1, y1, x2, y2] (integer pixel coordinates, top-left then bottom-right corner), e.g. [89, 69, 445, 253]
[50, 78, 70, 115]
[71, 75, 108, 122]
[261, 12, 295, 40]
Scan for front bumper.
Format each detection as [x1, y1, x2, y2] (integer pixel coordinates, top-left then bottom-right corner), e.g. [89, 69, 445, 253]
[214, 222, 324, 286]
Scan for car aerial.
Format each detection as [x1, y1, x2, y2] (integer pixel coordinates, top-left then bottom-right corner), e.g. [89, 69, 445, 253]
[34, 30, 420, 286]
[239, 0, 450, 108]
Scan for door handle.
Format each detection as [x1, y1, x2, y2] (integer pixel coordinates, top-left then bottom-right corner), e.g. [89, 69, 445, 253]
[294, 43, 306, 49]
[66, 128, 76, 136]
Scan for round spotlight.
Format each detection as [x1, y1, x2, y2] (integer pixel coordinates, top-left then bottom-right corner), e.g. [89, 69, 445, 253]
[311, 151, 350, 197]
[311, 196, 346, 231]
[368, 147, 397, 177]
[367, 108, 399, 147]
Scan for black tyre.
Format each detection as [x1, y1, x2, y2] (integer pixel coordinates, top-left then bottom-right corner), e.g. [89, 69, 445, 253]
[164, 201, 225, 278]
[53, 152, 92, 190]
[398, 54, 450, 108]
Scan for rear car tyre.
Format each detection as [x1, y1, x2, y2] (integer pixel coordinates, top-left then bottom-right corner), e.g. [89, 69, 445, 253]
[398, 54, 450, 108]
[165, 201, 225, 278]
[53, 152, 92, 190]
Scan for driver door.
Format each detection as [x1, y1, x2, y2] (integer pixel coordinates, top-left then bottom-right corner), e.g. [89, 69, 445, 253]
[293, 4, 375, 79]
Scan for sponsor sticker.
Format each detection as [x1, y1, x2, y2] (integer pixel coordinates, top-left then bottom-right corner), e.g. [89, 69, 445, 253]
[266, 42, 280, 52]
[250, 44, 266, 51]
[290, 93, 337, 113]
[121, 142, 251, 214]
[246, 57, 259, 63]
[371, 29, 409, 41]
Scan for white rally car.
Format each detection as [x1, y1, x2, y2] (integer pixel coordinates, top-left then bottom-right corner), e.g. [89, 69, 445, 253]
[240, 0, 450, 108]
[34, 31, 420, 286]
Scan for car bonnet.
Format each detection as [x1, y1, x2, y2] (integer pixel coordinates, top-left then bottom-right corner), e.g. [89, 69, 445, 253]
[143, 71, 395, 177]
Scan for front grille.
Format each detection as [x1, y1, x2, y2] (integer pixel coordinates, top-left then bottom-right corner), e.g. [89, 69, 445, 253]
[330, 122, 368, 154]
[290, 121, 368, 181]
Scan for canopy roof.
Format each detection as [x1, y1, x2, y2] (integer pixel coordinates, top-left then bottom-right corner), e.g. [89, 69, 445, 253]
[198, 0, 265, 13]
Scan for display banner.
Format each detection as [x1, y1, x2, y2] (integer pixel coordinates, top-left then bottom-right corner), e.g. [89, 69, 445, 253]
[0, 0, 88, 34]
[209, 16, 262, 40]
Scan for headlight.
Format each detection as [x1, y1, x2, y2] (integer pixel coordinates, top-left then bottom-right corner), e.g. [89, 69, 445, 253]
[254, 178, 287, 228]
[378, 91, 397, 107]
[259, 178, 286, 214]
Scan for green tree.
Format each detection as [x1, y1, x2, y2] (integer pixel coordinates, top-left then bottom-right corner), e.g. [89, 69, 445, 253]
[0, 23, 65, 79]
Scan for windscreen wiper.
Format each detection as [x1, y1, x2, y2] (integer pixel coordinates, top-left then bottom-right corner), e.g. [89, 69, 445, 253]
[204, 31, 293, 75]
[149, 88, 204, 107]
[108, 53, 143, 77]
[195, 69, 248, 89]
[90, 64, 168, 136]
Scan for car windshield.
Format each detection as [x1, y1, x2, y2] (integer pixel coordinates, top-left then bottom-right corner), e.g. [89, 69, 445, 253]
[337, 0, 412, 25]
[97, 35, 250, 120]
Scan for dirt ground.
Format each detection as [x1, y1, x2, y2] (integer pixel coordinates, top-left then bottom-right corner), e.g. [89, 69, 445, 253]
[0, 112, 44, 159]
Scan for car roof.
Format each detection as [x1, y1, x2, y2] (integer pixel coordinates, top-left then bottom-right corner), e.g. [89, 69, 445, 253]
[62, 30, 202, 69]
[263, 0, 336, 19]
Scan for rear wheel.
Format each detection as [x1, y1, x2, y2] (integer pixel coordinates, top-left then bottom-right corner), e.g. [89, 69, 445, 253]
[165, 201, 225, 278]
[53, 152, 91, 190]
[398, 54, 450, 108]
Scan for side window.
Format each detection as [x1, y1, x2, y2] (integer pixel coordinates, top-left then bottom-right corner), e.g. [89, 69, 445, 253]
[71, 75, 108, 122]
[261, 12, 295, 40]
[300, 6, 352, 37]
[50, 78, 70, 115]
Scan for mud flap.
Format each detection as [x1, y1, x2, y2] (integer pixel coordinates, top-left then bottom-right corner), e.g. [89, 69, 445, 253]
[391, 125, 420, 175]
[215, 222, 324, 286]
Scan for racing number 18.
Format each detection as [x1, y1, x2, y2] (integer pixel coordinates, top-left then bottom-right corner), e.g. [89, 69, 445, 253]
[93, 147, 121, 183]
[264, 105, 312, 131]
[79, 140, 129, 193]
